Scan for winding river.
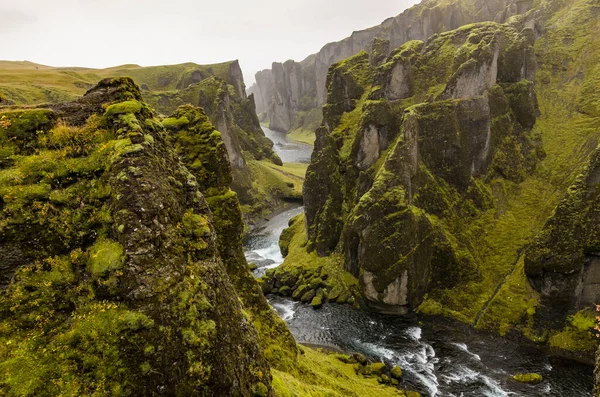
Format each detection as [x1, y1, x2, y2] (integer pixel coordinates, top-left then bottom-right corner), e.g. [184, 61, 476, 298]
[243, 127, 594, 397]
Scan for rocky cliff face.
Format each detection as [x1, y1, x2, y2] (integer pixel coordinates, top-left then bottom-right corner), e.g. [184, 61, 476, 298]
[249, 0, 533, 134]
[0, 78, 274, 396]
[303, 21, 540, 314]
[162, 105, 297, 368]
[525, 147, 600, 327]
[284, 0, 600, 362]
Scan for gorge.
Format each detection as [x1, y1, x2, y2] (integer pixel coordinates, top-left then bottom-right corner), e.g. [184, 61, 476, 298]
[0, 0, 599, 395]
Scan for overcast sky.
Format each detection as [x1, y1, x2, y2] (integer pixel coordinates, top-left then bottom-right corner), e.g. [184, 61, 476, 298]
[1, 0, 420, 84]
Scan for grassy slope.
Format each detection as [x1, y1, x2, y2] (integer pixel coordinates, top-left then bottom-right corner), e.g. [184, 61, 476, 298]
[0, 61, 234, 106]
[420, 0, 600, 350]
[273, 346, 413, 397]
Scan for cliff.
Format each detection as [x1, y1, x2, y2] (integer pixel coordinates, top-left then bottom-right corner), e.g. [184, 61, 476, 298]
[248, 0, 534, 135]
[272, 0, 600, 361]
[0, 78, 272, 395]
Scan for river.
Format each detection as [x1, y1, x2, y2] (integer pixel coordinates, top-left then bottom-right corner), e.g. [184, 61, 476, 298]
[243, 127, 594, 397]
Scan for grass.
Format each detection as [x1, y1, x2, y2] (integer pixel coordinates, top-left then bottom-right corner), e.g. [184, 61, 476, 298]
[272, 346, 411, 397]
[287, 129, 316, 146]
[248, 160, 306, 199]
[0, 61, 238, 106]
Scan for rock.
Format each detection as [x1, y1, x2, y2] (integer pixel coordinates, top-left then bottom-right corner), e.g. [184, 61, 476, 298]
[0, 78, 275, 395]
[309, 277, 323, 289]
[352, 353, 368, 365]
[327, 286, 341, 302]
[335, 354, 355, 364]
[368, 362, 387, 375]
[379, 374, 390, 384]
[279, 286, 292, 296]
[311, 295, 323, 309]
[301, 289, 316, 303]
[303, 21, 539, 315]
[511, 373, 543, 385]
[292, 284, 310, 300]
[391, 365, 403, 379]
[250, 0, 532, 134]
[525, 148, 600, 326]
[248, 262, 258, 271]
[336, 290, 351, 304]
[280, 273, 298, 287]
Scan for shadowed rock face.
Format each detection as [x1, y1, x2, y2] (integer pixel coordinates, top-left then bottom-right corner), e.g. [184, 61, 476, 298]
[0, 78, 273, 396]
[525, 148, 600, 326]
[249, 0, 533, 133]
[303, 21, 540, 313]
[596, 348, 600, 397]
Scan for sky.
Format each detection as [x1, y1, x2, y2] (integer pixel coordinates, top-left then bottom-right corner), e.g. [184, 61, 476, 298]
[0, 0, 420, 85]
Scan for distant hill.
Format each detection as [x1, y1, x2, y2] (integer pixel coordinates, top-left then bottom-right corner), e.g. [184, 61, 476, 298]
[0, 60, 303, 223]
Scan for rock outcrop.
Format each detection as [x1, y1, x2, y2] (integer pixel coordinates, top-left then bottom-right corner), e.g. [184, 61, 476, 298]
[525, 147, 600, 325]
[0, 78, 273, 396]
[303, 22, 540, 314]
[162, 104, 297, 367]
[248, 0, 533, 133]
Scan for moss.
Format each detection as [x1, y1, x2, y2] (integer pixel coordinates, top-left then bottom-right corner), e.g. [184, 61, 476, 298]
[311, 294, 323, 308]
[367, 362, 387, 375]
[162, 116, 190, 130]
[0, 109, 56, 153]
[181, 210, 211, 239]
[104, 100, 143, 117]
[88, 239, 125, 277]
[271, 346, 413, 396]
[391, 366, 403, 379]
[511, 373, 543, 384]
[0, 78, 275, 395]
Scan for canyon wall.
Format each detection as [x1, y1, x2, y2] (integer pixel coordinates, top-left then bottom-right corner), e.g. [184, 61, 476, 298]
[273, 0, 600, 362]
[248, 0, 533, 133]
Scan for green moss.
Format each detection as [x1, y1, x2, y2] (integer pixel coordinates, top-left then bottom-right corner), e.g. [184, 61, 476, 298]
[391, 366, 403, 379]
[162, 116, 190, 130]
[511, 373, 543, 384]
[569, 310, 597, 331]
[182, 210, 211, 239]
[88, 239, 125, 277]
[271, 346, 412, 396]
[104, 100, 143, 117]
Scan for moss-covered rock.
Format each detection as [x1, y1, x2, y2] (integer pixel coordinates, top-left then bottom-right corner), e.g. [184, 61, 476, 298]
[0, 78, 273, 396]
[163, 104, 297, 372]
[303, 21, 540, 315]
[391, 365, 403, 379]
[525, 147, 600, 329]
[511, 373, 543, 385]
